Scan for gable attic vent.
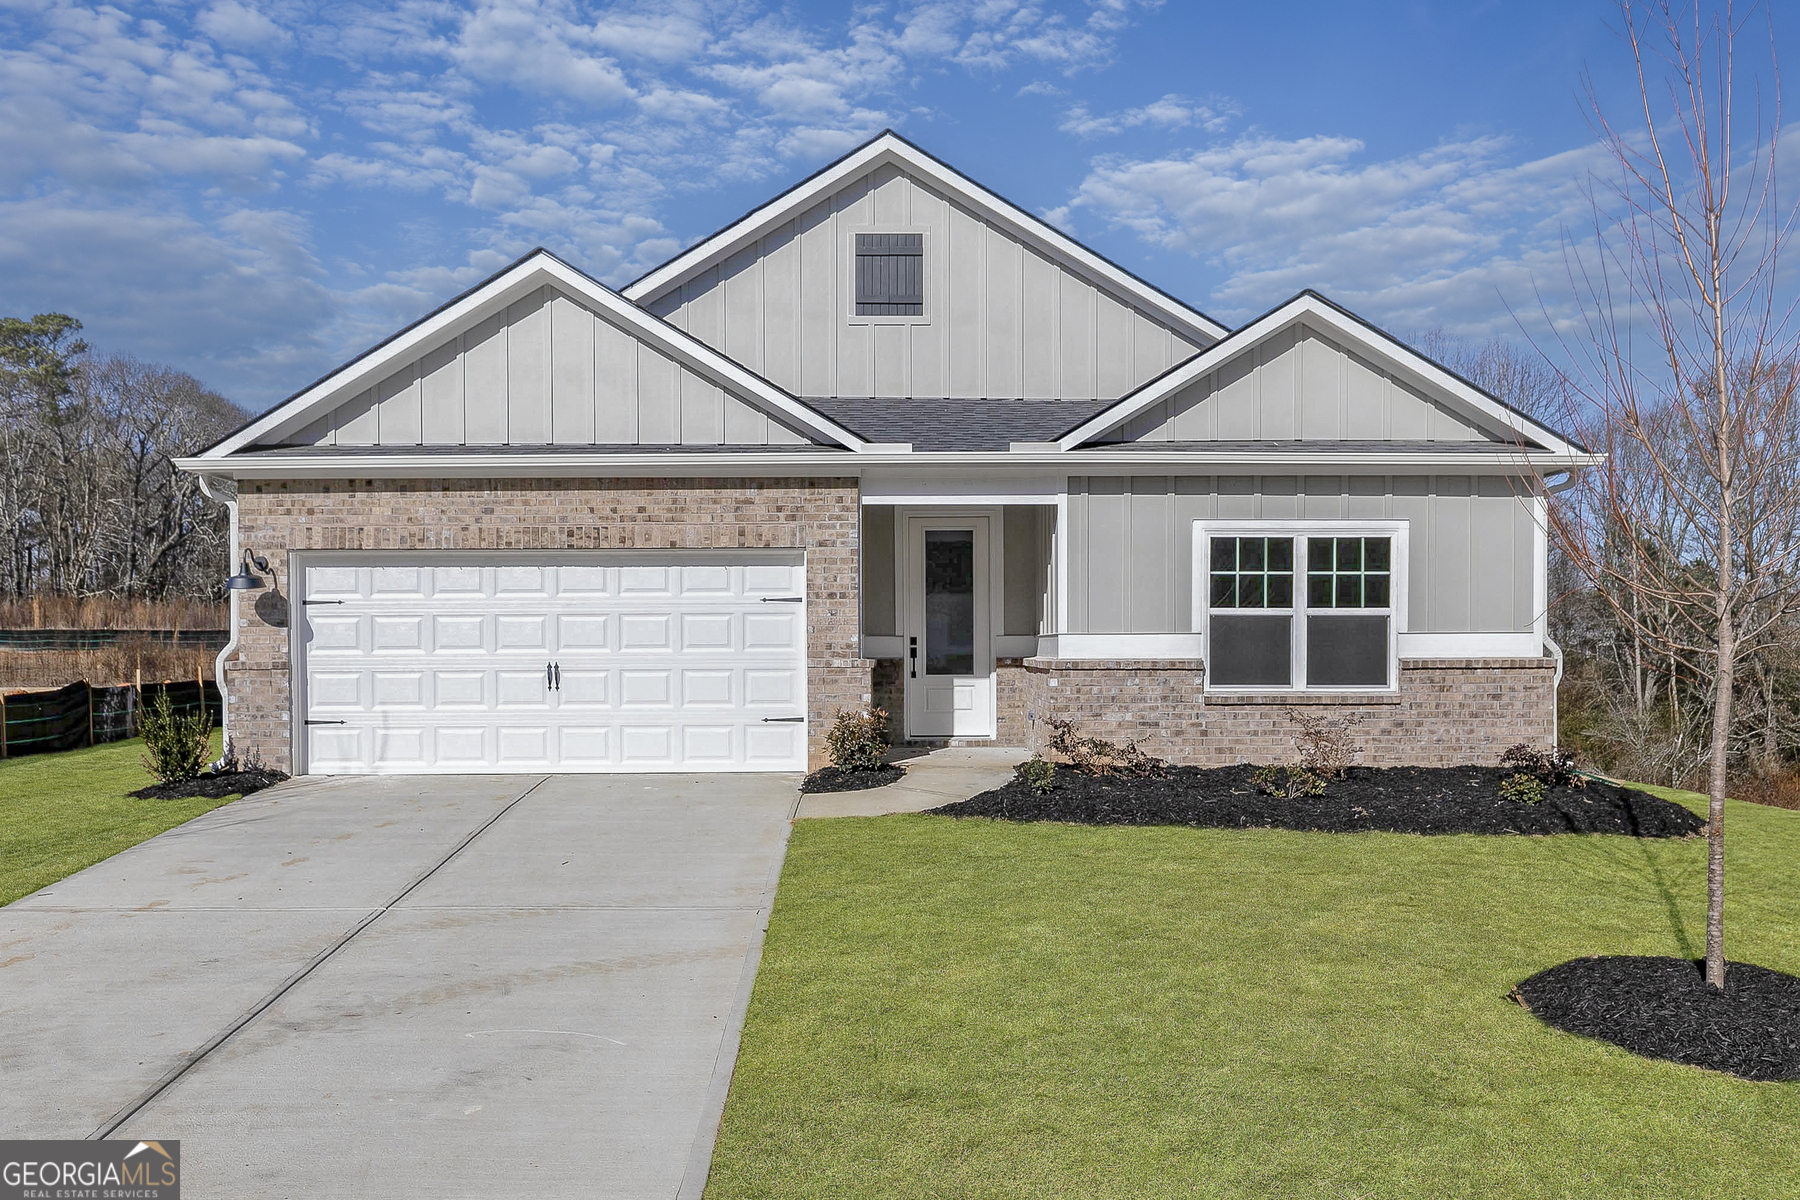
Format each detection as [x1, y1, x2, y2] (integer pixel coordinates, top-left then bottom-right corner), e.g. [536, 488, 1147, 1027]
[855, 233, 923, 316]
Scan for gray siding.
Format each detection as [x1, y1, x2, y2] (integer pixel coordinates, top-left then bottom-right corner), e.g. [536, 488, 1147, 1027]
[1066, 475, 1538, 635]
[1105, 324, 1496, 443]
[283, 286, 814, 448]
[648, 163, 1202, 400]
[862, 506, 897, 637]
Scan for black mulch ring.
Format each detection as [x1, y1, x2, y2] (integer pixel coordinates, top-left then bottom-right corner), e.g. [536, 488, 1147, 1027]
[130, 768, 290, 800]
[799, 764, 907, 793]
[1512, 955, 1800, 1081]
[932, 764, 1704, 838]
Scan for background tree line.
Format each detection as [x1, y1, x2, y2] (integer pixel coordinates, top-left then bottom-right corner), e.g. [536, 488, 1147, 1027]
[0, 313, 245, 606]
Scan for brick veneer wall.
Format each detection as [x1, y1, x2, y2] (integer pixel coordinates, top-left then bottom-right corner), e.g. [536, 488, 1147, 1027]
[227, 476, 866, 772]
[1017, 656, 1556, 767]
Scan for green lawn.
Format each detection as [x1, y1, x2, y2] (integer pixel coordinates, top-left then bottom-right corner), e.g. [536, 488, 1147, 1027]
[708, 787, 1800, 1199]
[0, 734, 236, 906]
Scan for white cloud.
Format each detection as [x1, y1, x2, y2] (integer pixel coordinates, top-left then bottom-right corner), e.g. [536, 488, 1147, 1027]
[1052, 133, 1601, 335]
[1059, 92, 1239, 138]
[195, 2, 294, 52]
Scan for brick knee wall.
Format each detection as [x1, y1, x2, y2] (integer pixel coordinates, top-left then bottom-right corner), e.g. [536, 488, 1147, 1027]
[1017, 657, 1557, 768]
[226, 476, 866, 773]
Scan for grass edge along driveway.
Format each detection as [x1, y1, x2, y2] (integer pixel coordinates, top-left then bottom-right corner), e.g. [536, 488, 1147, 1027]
[0, 734, 236, 907]
[707, 786, 1800, 1199]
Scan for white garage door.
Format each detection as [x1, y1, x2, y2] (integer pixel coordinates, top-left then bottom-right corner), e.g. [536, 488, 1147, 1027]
[297, 554, 807, 773]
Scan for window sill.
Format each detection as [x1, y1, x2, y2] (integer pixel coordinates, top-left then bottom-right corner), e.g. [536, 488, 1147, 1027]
[1203, 690, 1402, 705]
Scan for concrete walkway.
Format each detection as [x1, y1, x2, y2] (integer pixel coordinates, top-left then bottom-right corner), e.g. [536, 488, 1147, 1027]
[0, 772, 798, 1200]
[793, 747, 1024, 818]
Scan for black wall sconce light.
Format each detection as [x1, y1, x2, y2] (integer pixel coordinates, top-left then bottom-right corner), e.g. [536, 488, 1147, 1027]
[225, 550, 271, 591]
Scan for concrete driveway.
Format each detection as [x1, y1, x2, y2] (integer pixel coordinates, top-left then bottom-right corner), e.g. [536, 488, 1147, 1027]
[0, 771, 799, 1199]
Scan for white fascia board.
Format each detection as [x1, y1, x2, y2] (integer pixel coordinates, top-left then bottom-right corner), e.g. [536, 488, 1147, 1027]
[1057, 294, 1585, 457]
[176, 446, 1599, 480]
[196, 253, 866, 460]
[621, 134, 1229, 346]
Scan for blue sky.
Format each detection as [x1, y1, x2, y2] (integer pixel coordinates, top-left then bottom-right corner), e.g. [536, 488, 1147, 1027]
[0, 0, 1789, 409]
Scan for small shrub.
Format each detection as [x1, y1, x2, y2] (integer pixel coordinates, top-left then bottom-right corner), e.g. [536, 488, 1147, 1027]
[1016, 755, 1057, 794]
[1499, 772, 1546, 805]
[1045, 718, 1169, 777]
[1499, 743, 1584, 789]
[140, 689, 212, 785]
[1290, 710, 1361, 779]
[825, 706, 890, 772]
[1252, 764, 1327, 799]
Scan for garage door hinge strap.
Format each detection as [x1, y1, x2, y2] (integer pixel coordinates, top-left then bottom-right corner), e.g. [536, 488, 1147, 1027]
[760, 596, 804, 603]
[761, 716, 805, 723]
[304, 719, 348, 725]
[302, 599, 344, 605]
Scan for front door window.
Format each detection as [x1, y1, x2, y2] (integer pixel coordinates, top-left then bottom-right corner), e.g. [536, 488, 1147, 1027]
[924, 529, 975, 675]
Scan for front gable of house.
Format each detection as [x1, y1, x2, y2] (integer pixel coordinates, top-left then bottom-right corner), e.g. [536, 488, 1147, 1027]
[625, 134, 1221, 403]
[1096, 321, 1512, 444]
[276, 283, 816, 449]
[210, 252, 855, 458]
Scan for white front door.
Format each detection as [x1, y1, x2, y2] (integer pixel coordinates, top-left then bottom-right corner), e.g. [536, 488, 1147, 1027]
[903, 517, 994, 739]
[297, 552, 808, 774]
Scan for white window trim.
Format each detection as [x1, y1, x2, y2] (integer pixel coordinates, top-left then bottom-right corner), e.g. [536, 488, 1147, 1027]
[1191, 519, 1410, 694]
[846, 227, 932, 326]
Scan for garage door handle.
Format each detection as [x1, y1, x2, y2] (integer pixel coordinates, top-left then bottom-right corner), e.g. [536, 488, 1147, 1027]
[761, 716, 806, 723]
[304, 719, 347, 726]
[552, 662, 561, 690]
[760, 596, 804, 603]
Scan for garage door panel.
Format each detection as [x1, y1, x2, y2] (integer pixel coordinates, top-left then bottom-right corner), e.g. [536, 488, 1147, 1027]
[743, 670, 798, 707]
[496, 565, 551, 596]
[497, 726, 552, 764]
[619, 670, 672, 708]
[681, 670, 734, 707]
[679, 565, 733, 596]
[434, 614, 486, 650]
[372, 616, 425, 652]
[371, 671, 426, 708]
[496, 615, 549, 651]
[743, 612, 799, 652]
[309, 671, 363, 709]
[433, 671, 487, 708]
[620, 614, 672, 652]
[557, 613, 611, 652]
[373, 727, 428, 767]
[370, 566, 426, 598]
[307, 614, 363, 653]
[682, 726, 736, 763]
[620, 725, 674, 764]
[434, 726, 489, 765]
[496, 670, 551, 707]
[744, 723, 801, 765]
[680, 612, 734, 652]
[431, 565, 484, 596]
[557, 669, 610, 707]
[300, 553, 807, 773]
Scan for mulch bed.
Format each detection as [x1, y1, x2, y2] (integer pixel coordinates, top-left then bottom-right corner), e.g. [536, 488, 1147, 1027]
[1512, 956, 1800, 1081]
[799, 764, 907, 794]
[932, 764, 1704, 838]
[130, 768, 290, 800]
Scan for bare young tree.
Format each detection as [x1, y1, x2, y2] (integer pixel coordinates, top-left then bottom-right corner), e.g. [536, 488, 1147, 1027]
[1549, 0, 1800, 988]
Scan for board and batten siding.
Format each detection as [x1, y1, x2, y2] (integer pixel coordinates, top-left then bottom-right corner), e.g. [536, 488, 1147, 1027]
[1066, 476, 1539, 635]
[646, 163, 1202, 401]
[1102, 324, 1497, 443]
[285, 286, 813, 448]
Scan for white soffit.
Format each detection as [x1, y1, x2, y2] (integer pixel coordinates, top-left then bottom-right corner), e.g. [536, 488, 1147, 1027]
[620, 131, 1230, 347]
[1057, 293, 1591, 459]
[197, 252, 867, 459]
